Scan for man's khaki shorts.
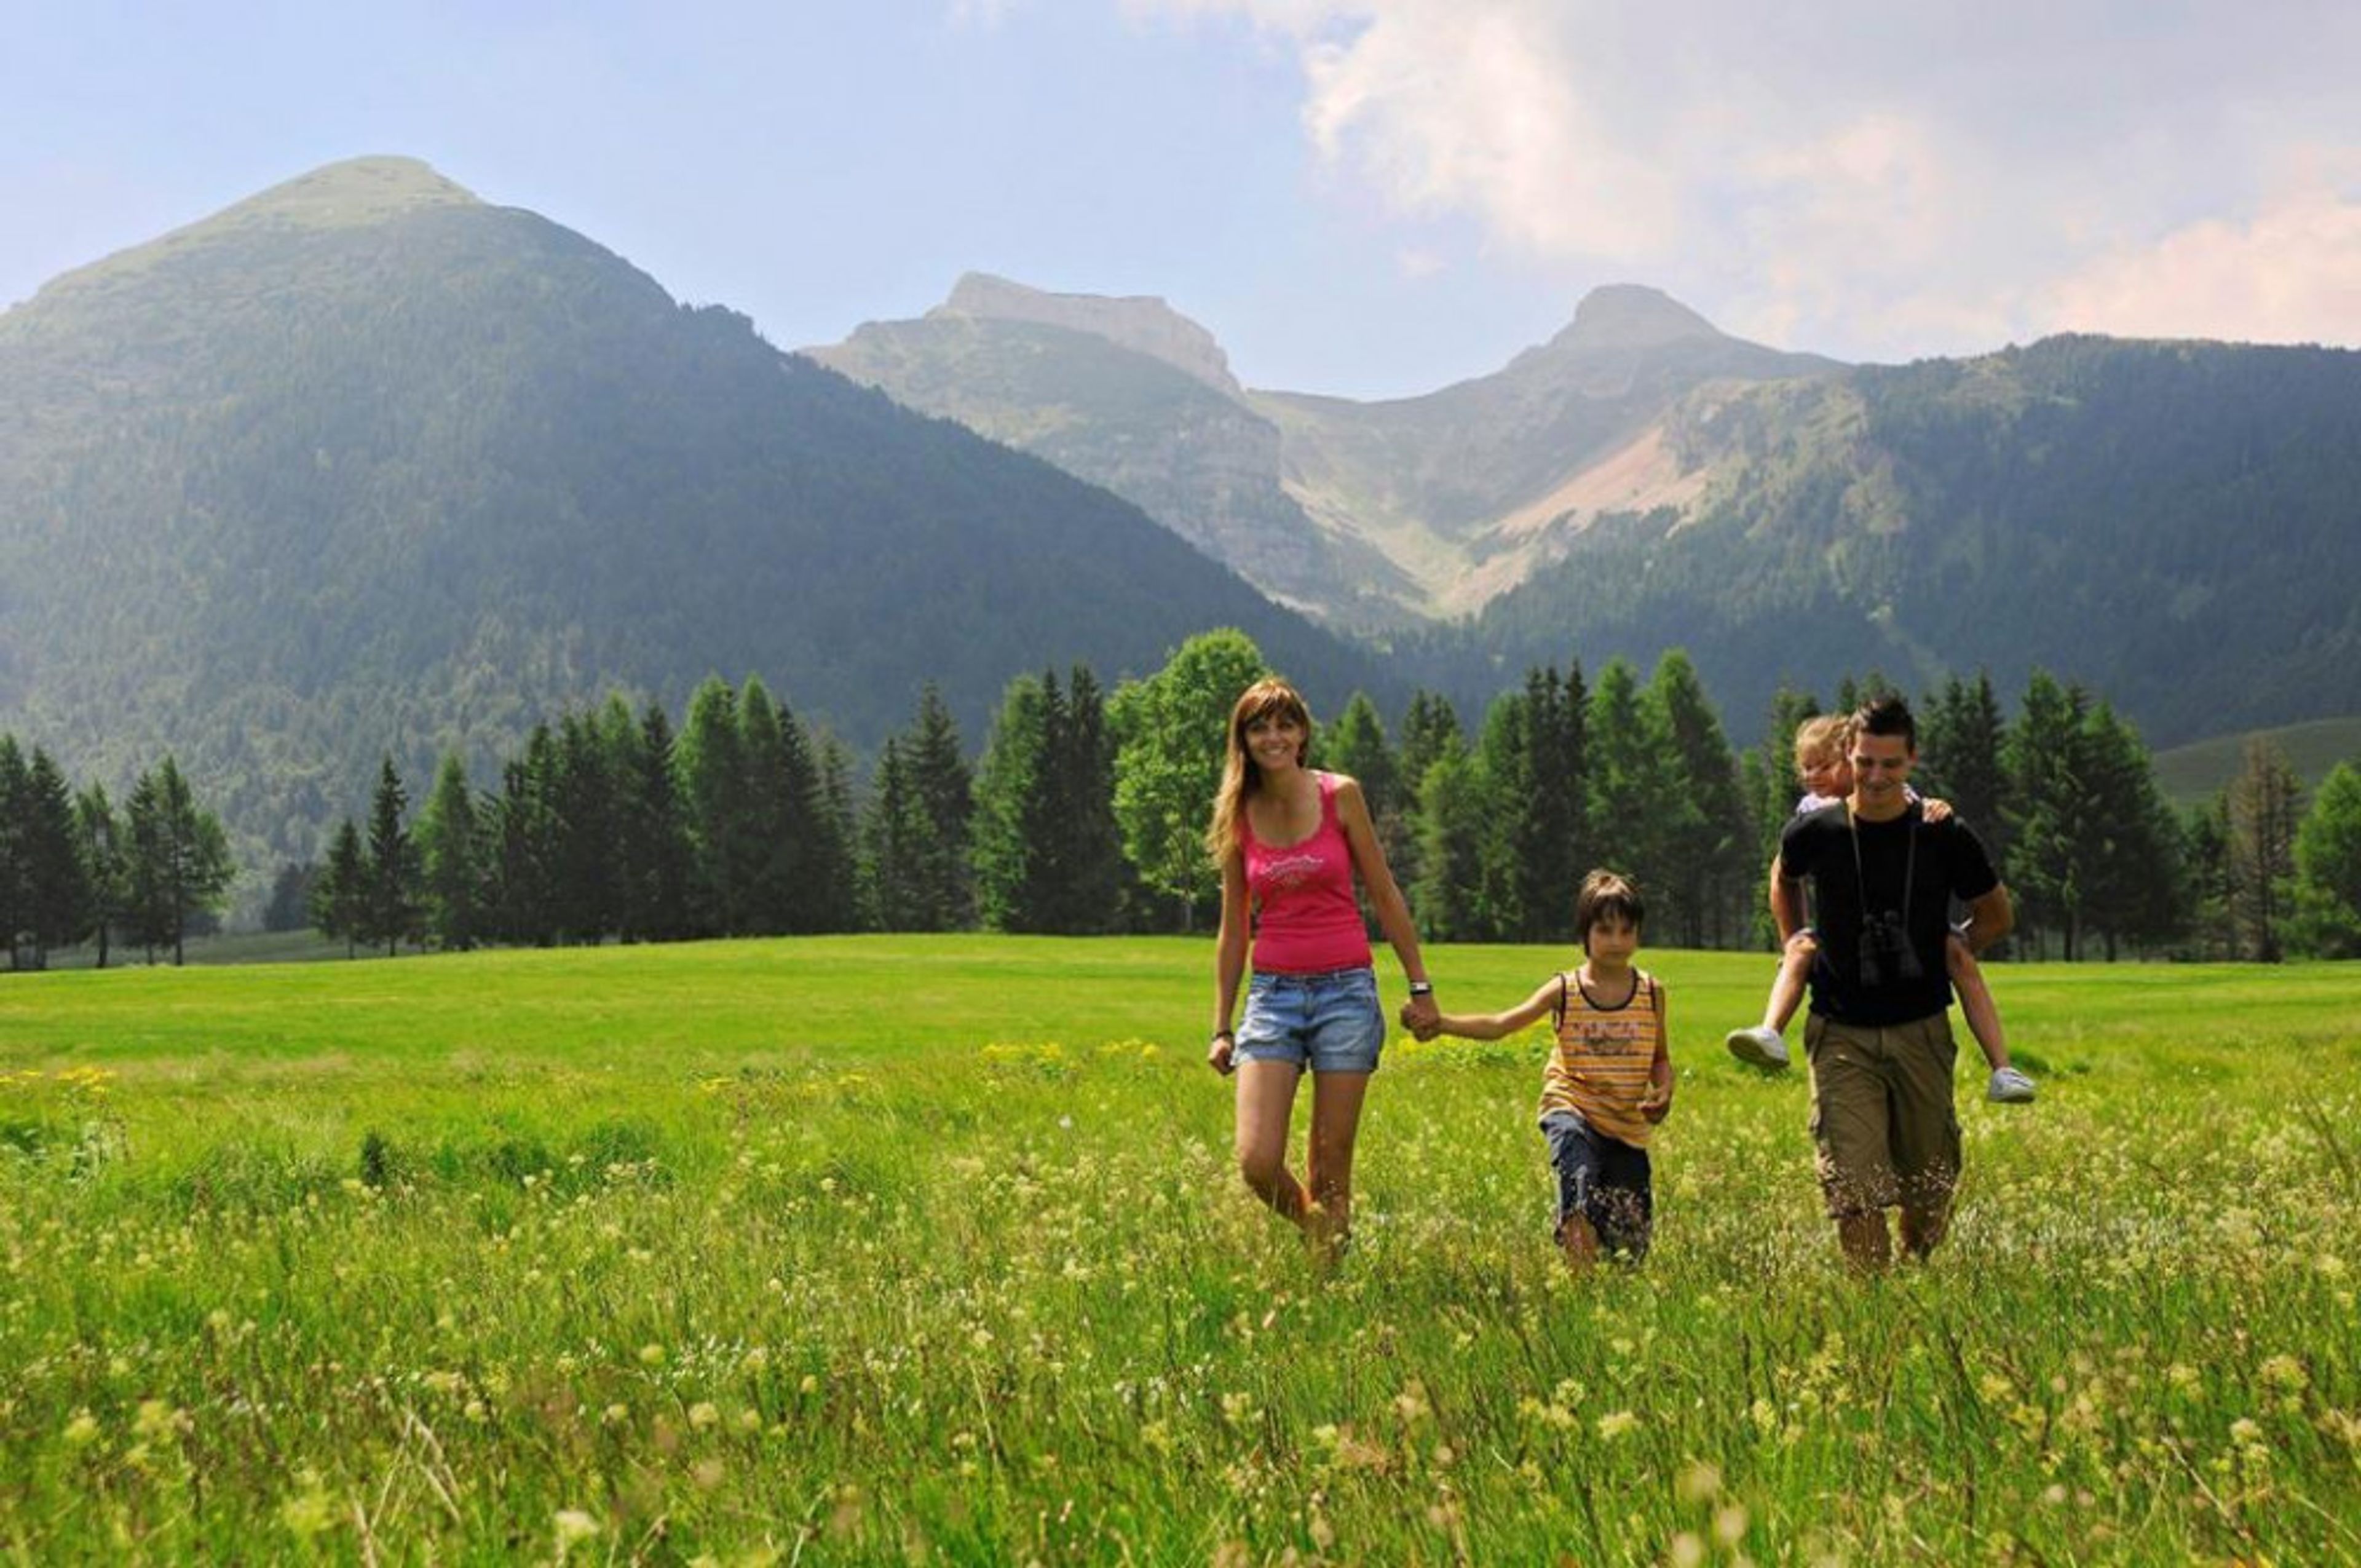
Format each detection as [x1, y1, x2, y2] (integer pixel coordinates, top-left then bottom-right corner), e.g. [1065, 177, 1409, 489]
[1803, 1012, 1961, 1219]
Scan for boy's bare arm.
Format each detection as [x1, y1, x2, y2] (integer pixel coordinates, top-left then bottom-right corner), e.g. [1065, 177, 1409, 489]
[1416, 978, 1560, 1041]
[1639, 985, 1674, 1121]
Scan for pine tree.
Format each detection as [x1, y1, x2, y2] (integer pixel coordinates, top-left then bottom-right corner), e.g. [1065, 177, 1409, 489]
[21, 748, 91, 969]
[74, 784, 125, 969]
[807, 728, 861, 932]
[313, 818, 369, 958]
[363, 756, 422, 957]
[617, 702, 695, 943]
[2074, 703, 2183, 958]
[973, 671, 1054, 932]
[1391, 689, 1465, 901]
[2292, 762, 2361, 957]
[860, 738, 926, 931]
[1325, 691, 1409, 926]
[1920, 671, 2009, 861]
[1512, 663, 1587, 944]
[1646, 651, 1751, 948]
[1586, 659, 1664, 900]
[1410, 742, 1485, 941]
[416, 751, 484, 952]
[124, 756, 232, 966]
[2226, 738, 2303, 963]
[903, 684, 975, 931]
[0, 738, 27, 968]
[677, 676, 753, 935]
[1468, 690, 1531, 941]
[2003, 671, 2095, 957]
[488, 735, 560, 947]
[1056, 665, 1128, 934]
[738, 679, 800, 936]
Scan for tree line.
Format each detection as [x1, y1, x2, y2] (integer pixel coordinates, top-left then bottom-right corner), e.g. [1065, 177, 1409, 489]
[11, 630, 2360, 967]
[0, 741, 234, 968]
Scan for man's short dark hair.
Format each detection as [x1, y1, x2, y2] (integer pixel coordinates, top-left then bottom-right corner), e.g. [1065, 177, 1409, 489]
[1853, 694, 1916, 749]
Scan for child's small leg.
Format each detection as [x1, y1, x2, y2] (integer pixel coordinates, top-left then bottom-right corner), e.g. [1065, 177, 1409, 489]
[1556, 1213, 1600, 1271]
[1949, 938, 2036, 1103]
[1728, 936, 1813, 1070]
[1760, 939, 1814, 1034]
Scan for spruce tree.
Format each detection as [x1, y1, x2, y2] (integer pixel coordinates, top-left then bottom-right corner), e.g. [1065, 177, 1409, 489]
[2003, 671, 2095, 957]
[619, 702, 695, 943]
[1410, 742, 1484, 941]
[363, 756, 422, 957]
[1585, 658, 1663, 898]
[1646, 651, 1750, 948]
[314, 818, 369, 958]
[2293, 762, 2361, 957]
[0, 738, 26, 968]
[22, 748, 91, 969]
[677, 677, 752, 935]
[2226, 738, 2303, 963]
[973, 671, 1054, 932]
[860, 738, 925, 931]
[904, 684, 975, 931]
[1513, 664, 1588, 943]
[417, 752, 484, 952]
[124, 757, 232, 966]
[74, 784, 125, 969]
[1053, 665, 1128, 934]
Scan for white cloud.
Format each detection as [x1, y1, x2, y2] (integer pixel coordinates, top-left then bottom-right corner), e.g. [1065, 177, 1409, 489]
[2036, 181, 2361, 346]
[1131, 0, 2361, 358]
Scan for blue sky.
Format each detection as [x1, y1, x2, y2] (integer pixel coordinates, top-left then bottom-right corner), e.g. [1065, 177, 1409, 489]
[6, 1, 2359, 398]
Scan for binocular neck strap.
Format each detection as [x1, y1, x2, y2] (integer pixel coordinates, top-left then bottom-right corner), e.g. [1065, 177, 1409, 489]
[1847, 802, 1916, 922]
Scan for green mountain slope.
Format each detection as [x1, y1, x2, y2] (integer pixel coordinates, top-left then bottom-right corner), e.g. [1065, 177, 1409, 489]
[808, 276, 1418, 630]
[0, 159, 1384, 869]
[811, 280, 1838, 627]
[2151, 718, 2361, 806]
[1458, 336, 2361, 745]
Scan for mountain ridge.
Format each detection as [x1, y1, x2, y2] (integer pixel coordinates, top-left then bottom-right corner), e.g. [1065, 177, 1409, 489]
[0, 158, 1386, 882]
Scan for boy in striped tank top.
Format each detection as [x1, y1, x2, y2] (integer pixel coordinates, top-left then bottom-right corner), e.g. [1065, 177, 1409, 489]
[1406, 871, 1672, 1267]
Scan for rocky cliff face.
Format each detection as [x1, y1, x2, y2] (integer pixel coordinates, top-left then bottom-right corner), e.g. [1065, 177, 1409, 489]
[935, 272, 1243, 397]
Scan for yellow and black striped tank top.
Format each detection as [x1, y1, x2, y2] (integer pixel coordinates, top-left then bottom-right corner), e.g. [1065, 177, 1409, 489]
[1538, 967, 1660, 1147]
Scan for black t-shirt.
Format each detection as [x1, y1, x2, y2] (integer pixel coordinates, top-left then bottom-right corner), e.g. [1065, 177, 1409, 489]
[1778, 801, 2001, 1027]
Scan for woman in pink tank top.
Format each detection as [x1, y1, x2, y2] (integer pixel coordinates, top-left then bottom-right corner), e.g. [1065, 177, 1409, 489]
[1204, 678, 1439, 1259]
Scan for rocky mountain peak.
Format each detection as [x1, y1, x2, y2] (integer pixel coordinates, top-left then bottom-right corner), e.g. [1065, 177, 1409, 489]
[933, 272, 1241, 396]
[1559, 284, 1725, 352]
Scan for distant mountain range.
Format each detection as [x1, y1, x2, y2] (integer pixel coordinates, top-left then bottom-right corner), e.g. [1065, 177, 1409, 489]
[6, 154, 2359, 890]
[814, 277, 2361, 746]
[0, 158, 1383, 872]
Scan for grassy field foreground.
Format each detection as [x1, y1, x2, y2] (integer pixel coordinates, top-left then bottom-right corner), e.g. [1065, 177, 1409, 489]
[2, 938, 2358, 1563]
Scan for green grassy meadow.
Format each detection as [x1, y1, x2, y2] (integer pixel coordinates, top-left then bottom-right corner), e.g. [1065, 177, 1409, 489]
[3, 938, 2358, 1564]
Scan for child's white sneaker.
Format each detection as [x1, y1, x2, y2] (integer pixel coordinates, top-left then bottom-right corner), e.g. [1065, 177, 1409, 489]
[1725, 1026, 1790, 1071]
[1987, 1066, 2036, 1103]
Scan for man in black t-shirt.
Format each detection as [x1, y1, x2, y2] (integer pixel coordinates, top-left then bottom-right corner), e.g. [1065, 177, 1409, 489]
[1774, 695, 2014, 1269]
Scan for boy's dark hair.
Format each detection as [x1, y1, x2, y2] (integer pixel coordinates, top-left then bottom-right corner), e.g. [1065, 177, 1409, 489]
[1574, 869, 1644, 950]
[1853, 693, 1917, 749]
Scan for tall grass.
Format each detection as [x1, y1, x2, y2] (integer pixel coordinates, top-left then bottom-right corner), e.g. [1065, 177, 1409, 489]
[2, 938, 2356, 1561]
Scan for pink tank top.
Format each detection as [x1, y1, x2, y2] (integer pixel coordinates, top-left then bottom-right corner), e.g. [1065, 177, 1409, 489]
[1243, 772, 1373, 973]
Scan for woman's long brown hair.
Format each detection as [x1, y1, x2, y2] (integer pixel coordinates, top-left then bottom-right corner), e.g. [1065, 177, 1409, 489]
[1203, 678, 1313, 866]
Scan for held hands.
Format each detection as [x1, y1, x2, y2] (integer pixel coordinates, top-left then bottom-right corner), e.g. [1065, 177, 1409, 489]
[1398, 997, 1442, 1042]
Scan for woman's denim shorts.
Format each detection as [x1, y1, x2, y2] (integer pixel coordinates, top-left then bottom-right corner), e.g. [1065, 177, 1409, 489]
[1234, 965, 1385, 1074]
